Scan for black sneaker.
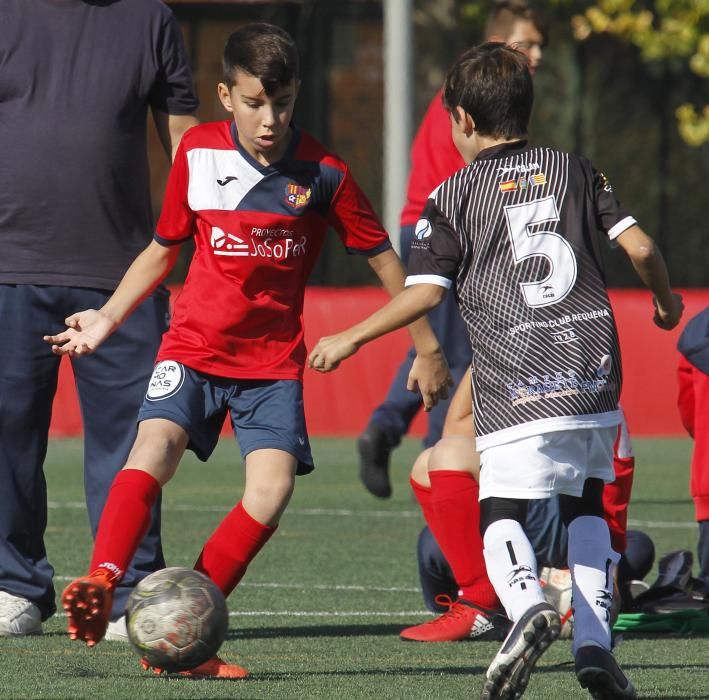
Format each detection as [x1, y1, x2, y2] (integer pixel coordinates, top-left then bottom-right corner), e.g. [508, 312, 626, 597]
[575, 644, 637, 699]
[357, 423, 393, 498]
[481, 601, 560, 700]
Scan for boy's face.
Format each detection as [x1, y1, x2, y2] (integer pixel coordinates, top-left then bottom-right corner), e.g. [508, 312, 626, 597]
[503, 20, 544, 75]
[218, 70, 299, 164]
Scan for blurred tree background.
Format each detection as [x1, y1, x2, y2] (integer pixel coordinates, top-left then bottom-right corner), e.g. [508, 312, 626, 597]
[161, 0, 708, 287]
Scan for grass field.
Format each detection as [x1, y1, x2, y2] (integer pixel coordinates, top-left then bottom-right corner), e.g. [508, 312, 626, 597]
[0, 437, 707, 699]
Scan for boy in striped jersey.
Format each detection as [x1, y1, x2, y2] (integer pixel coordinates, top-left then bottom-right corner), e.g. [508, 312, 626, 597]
[310, 43, 683, 699]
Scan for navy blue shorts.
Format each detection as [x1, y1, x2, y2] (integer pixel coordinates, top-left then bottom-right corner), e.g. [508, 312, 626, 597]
[137, 361, 314, 475]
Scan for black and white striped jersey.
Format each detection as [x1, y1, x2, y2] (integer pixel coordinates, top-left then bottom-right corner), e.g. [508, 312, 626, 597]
[406, 140, 633, 450]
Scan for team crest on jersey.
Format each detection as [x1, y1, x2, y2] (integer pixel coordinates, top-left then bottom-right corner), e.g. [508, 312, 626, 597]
[285, 182, 312, 209]
[414, 218, 432, 240]
[146, 360, 185, 401]
[598, 172, 613, 192]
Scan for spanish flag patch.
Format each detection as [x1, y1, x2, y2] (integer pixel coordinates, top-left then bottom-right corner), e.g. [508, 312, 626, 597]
[499, 180, 517, 192]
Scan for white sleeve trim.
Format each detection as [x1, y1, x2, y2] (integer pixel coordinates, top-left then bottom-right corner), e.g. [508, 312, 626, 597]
[608, 216, 636, 241]
[405, 274, 452, 289]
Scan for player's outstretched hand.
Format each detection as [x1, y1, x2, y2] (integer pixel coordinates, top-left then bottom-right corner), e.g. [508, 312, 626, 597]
[407, 350, 453, 411]
[308, 332, 359, 372]
[43, 309, 117, 357]
[653, 293, 684, 330]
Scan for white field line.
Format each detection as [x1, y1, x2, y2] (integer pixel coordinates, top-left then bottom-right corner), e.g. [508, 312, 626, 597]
[56, 610, 427, 618]
[53, 576, 419, 594]
[46, 501, 695, 528]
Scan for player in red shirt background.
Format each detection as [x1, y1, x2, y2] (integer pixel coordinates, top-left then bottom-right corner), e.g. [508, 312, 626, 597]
[45, 23, 451, 678]
[678, 307, 709, 590]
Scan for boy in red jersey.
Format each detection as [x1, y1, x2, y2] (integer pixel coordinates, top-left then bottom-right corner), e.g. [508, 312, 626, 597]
[45, 23, 451, 678]
[309, 43, 683, 699]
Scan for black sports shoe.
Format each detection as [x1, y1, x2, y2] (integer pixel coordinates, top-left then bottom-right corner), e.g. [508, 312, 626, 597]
[575, 644, 637, 699]
[357, 423, 393, 498]
[481, 601, 560, 700]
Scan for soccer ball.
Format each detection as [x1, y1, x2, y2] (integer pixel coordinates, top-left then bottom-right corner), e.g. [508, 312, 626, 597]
[125, 567, 229, 672]
[539, 566, 574, 639]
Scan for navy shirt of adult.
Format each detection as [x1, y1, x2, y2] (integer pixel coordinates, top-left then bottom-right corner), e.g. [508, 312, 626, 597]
[0, 0, 199, 288]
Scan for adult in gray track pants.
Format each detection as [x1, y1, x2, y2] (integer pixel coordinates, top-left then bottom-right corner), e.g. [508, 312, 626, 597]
[0, 0, 199, 636]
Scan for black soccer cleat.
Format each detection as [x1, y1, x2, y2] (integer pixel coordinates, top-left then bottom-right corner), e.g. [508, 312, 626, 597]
[481, 601, 560, 700]
[575, 644, 637, 699]
[357, 423, 393, 498]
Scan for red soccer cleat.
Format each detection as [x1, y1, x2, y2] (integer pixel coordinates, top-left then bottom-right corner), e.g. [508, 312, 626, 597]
[61, 569, 117, 647]
[140, 655, 250, 679]
[400, 595, 511, 642]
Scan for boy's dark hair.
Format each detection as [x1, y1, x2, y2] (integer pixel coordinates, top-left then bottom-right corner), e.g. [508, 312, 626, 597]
[222, 23, 299, 94]
[485, 0, 548, 45]
[442, 42, 533, 139]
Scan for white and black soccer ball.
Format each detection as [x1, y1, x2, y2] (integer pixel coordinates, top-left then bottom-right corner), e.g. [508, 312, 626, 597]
[126, 567, 229, 672]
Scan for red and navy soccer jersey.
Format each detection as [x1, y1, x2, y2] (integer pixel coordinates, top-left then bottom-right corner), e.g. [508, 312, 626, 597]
[156, 120, 391, 380]
[406, 141, 634, 449]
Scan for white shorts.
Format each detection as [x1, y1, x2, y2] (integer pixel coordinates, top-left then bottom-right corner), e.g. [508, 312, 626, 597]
[478, 427, 616, 500]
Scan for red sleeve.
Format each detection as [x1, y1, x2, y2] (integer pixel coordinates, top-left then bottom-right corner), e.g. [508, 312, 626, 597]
[678, 354, 696, 438]
[328, 167, 391, 254]
[689, 368, 709, 519]
[155, 139, 195, 243]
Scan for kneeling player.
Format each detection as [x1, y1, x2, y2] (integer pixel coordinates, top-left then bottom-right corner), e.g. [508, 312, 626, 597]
[404, 376, 653, 642]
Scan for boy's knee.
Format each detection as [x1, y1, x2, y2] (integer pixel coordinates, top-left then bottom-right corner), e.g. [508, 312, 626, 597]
[125, 419, 188, 483]
[428, 435, 479, 477]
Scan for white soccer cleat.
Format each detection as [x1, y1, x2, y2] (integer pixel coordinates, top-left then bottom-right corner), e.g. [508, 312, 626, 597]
[0, 591, 42, 636]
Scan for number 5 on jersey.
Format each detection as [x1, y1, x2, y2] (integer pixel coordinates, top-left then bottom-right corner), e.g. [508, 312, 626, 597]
[503, 196, 577, 308]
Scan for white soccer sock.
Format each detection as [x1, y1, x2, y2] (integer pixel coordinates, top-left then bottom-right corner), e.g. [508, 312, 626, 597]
[567, 515, 620, 654]
[483, 518, 545, 622]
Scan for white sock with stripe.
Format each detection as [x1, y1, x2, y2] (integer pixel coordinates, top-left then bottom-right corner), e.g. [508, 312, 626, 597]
[483, 518, 545, 622]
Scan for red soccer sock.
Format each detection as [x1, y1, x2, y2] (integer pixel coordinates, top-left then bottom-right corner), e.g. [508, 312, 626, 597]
[429, 470, 499, 610]
[89, 469, 161, 580]
[194, 501, 276, 597]
[604, 454, 635, 554]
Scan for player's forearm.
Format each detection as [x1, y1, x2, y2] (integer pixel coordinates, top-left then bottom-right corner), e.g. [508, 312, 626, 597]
[101, 241, 180, 327]
[345, 284, 445, 350]
[630, 246, 674, 308]
[367, 249, 444, 356]
[618, 226, 674, 308]
[153, 110, 199, 162]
